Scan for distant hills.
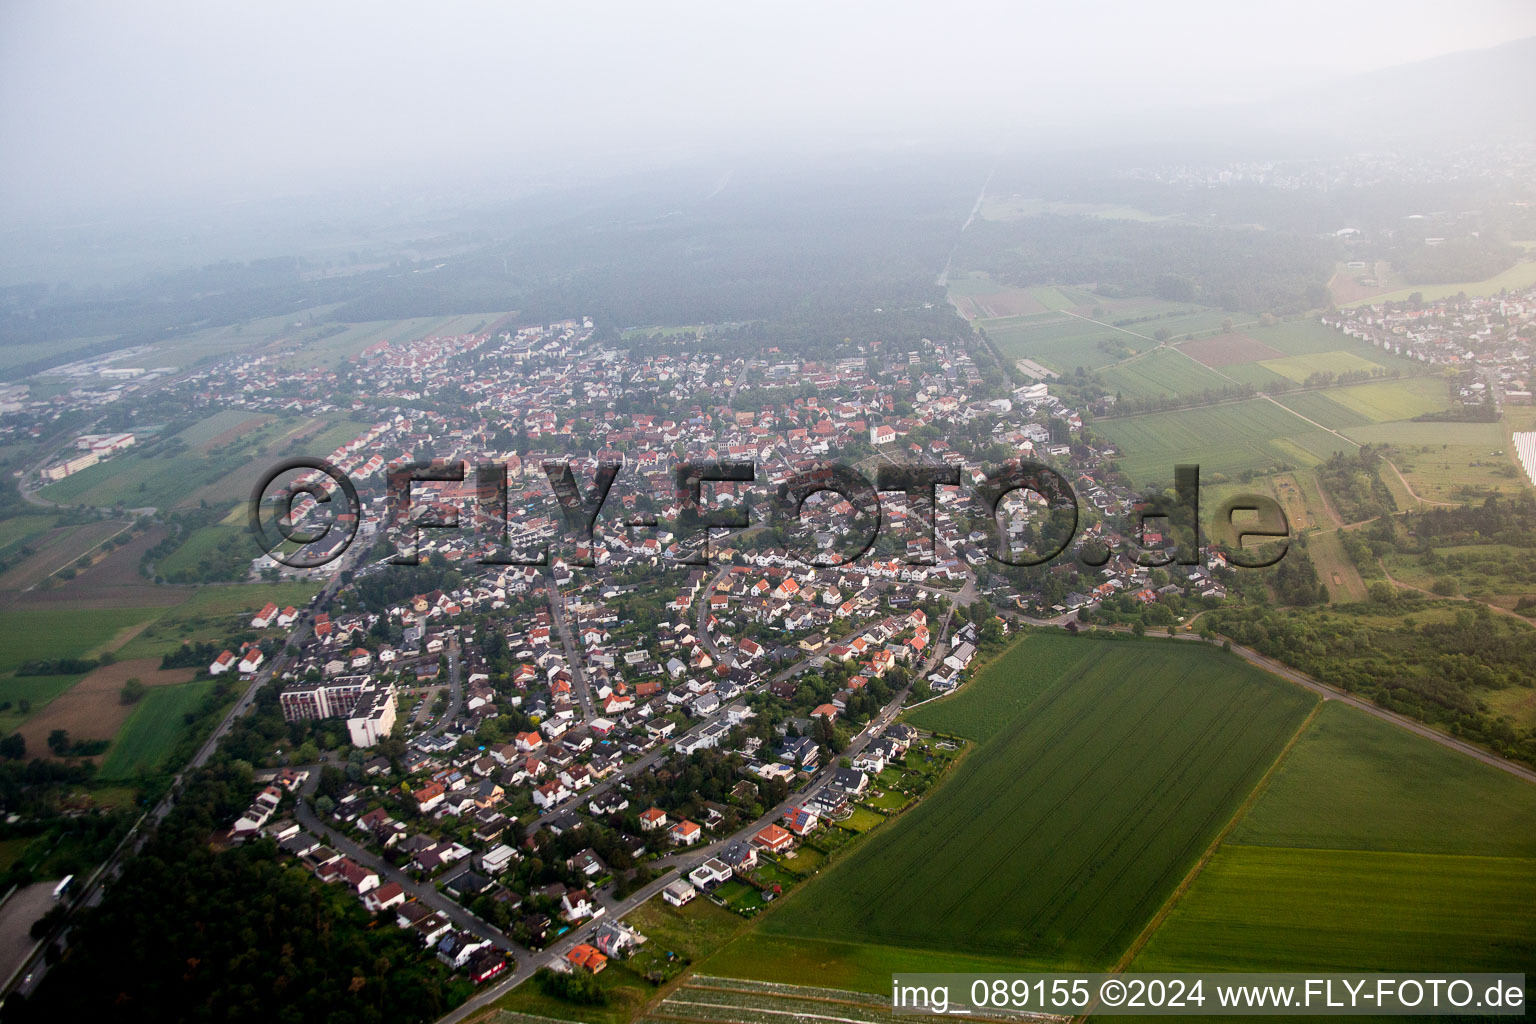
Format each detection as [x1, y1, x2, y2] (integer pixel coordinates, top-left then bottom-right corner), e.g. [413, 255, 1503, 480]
[1230, 35, 1536, 148]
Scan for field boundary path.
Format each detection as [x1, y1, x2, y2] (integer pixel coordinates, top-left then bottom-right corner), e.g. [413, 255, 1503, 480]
[1381, 455, 1458, 508]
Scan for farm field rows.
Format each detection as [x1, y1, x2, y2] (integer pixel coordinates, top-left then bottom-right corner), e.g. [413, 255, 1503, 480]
[709, 634, 1317, 984]
[1100, 349, 1233, 400]
[1100, 399, 1348, 487]
[1130, 702, 1536, 974]
[99, 678, 223, 779]
[0, 519, 130, 594]
[1257, 350, 1384, 383]
[979, 305, 1235, 373]
[1131, 845, 1536, 972]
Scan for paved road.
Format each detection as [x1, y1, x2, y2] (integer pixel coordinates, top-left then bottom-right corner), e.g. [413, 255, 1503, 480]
[0, 541, 369, 1003]
[427, 639, 463, 736]
[293, 774, 534, 961]
[437, 606, 958, 1024]
[548, 580, 594, 721]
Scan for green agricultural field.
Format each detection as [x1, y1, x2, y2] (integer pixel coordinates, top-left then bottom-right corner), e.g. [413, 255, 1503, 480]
[1346, 420, 1505, 448]
[1101, 399, 1350, 487]
[1257, 350, 1384, 383]
[1322, 376, 1447, 421]
[113, 580, 320, 661]
[40, 409, 366, 511]
[981, 305, 1234, 375]
[1267, 377, 1448, 431]
[1132, 846, 1536, 972]
[1130, 701, 1536, 977]
[983, 314, 1151, 372]
[266, 312, 504, 372]
[139, 308, 503, 376]
[1233, 703, 1536, 856]
[1219, 362, 1293, 391]
[173, 409, 269, 448]
[1266, 390, 1373, 431]
[1027, 285, 1100, 311]
[1100, 349, 1234, 400]
[1245, 320, 1364, 357]
[155, 515, 242, 579]
[724, 634, 1316, 975]
[0, 606, 158, 674]
[0, 334, 120, 377]
[0, 674, 84, 733]
[0, 513, 60, 552]
[98, 679, 224, 779]
[906, 633, 1101, 741]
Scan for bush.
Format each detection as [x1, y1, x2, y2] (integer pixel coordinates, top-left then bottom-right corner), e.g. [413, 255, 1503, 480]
[533, 967, 608, 1005]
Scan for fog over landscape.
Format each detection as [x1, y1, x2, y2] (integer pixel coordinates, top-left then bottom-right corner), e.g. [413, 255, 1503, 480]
[4, 0, 1536, 222]
[1, 6, 1536, 1024]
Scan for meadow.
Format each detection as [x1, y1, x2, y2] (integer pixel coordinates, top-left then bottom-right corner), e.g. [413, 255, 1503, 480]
[719, 634, 1316, 977]
[1346, 420, 1523, 501]
[1344, 257, 1536, 307]
[1299, 528, 1368, 602]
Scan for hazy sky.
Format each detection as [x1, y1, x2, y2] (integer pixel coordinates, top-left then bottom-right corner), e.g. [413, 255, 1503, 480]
[3, 0, 1535, 218]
